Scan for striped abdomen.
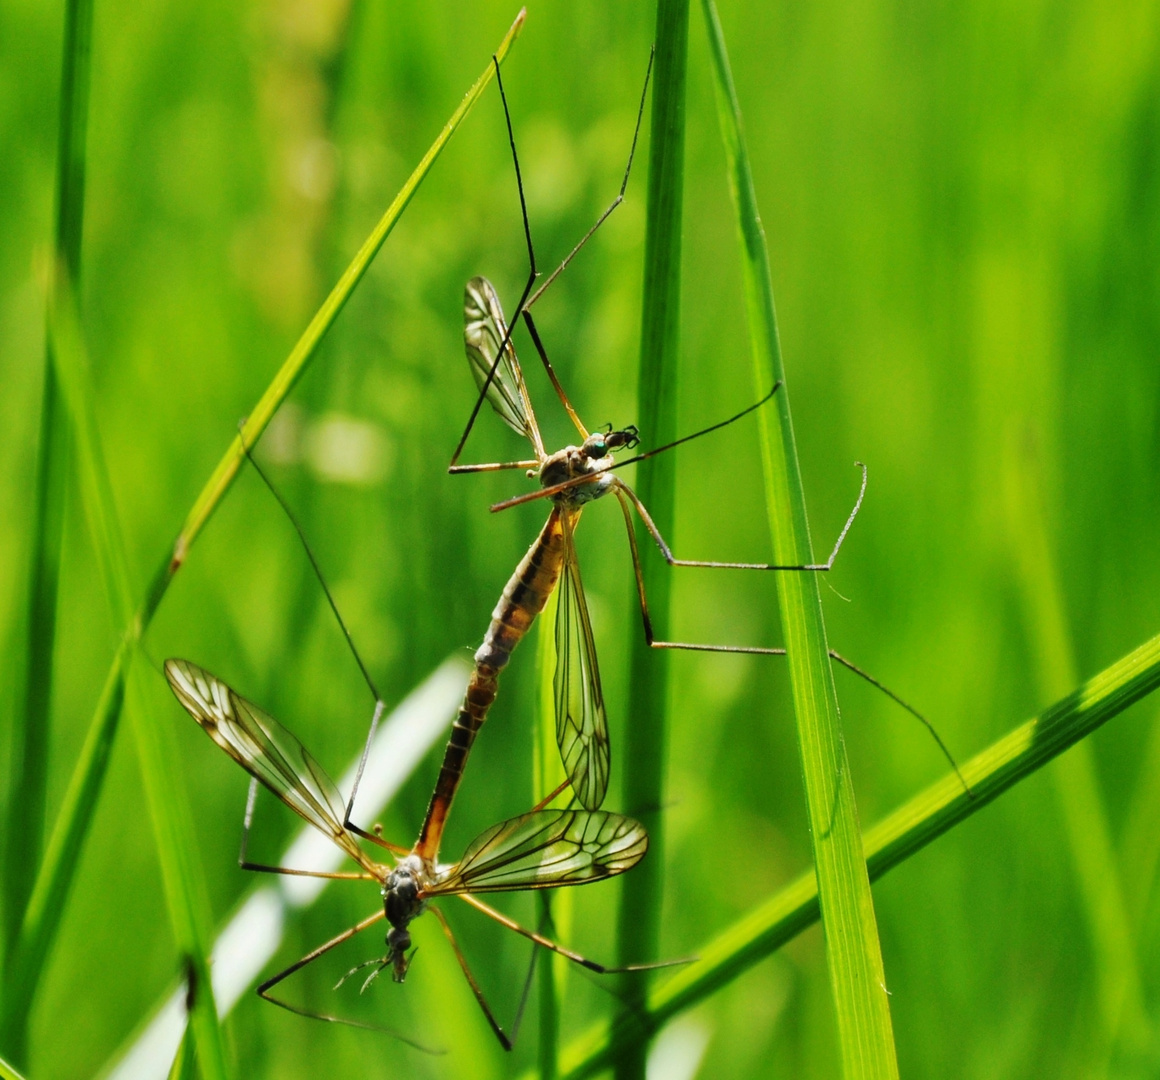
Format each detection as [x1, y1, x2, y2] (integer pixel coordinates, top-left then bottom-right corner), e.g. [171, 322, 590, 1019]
[415, 506, 576, 860]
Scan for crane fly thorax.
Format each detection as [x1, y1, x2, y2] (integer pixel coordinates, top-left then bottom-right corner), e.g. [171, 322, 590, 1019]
[382, 854, 428, 982]
[540, 428, 638, 507]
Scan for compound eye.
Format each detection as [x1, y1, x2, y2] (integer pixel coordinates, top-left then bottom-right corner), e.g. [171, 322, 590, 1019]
[587, 438, 607, 458]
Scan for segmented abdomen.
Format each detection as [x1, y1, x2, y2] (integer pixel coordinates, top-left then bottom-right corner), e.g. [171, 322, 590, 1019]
[415, 506, 575, 860]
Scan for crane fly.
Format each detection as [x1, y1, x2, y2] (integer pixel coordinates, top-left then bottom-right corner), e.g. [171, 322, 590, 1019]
[164, 658, 655, 1049]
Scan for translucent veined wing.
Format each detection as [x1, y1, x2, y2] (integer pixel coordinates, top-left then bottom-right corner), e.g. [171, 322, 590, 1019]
[554, 513, 610, 810]
[164, 659, 375, 872]
[424, 809, 647, 896]
[464, 276, 543, 454]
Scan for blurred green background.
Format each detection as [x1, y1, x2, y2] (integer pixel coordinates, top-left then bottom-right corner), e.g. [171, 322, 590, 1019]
[3, 0, 1160, 1077]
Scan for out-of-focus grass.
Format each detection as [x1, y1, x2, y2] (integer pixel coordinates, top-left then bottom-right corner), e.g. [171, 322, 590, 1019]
[48, 271, 229, 1079]
[2, 0, 91, 1026]
[2, 1, 1159, 1078]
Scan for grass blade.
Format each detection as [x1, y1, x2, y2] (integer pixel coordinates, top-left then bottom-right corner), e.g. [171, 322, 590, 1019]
[542, 628, 1160, 1080]
[701, 3, 898, 1075]
[0, 8, 527, 1050]
[1001, 440, 1149, 1058]
[614, 2, 687, 1076]
[0, 1054, 27, 1080]
[44, 272, 230, 1079]
[2, 0, 93, 992]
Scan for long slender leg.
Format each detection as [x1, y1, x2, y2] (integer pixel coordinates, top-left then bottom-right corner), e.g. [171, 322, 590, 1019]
[449, 58, 541, 468]
[515, 48, 656, 438]
[510, 898, 553, 1044]
[453, 47, 654, 461]
[613, 488, 969, 786]
[338, 697, 412, 855]
[524, 46, 654, 311]
[257, 911, 385, 1022]
[488, 380, 786, 514]
[256, 911, 441, 1052]
[237, 778, 401, 873]
[429, 905, 514, 1051]
[529, 777, 572, 813]
[456, 893, 690, 974]
[616, 466, 867, 573]
[448, 458, 542, 475]
[241, 441, 410, 849]
[828, 652, 972, 794]
[523, 310, 587, 439]
[614, 489, 787, 656]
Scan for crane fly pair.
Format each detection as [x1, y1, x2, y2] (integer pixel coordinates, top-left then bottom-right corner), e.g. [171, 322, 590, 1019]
[160, 51, 677, 1052]
[163, 42, 964, 1056]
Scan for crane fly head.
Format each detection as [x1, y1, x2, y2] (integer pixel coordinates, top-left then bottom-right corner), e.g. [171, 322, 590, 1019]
[540, 425, 639, 507]
[383, 855, 426, 983]
[585, 424, 639, 457]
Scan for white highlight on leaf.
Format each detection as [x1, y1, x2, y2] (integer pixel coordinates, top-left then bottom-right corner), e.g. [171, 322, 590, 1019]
[646, 1015, 713, 1080]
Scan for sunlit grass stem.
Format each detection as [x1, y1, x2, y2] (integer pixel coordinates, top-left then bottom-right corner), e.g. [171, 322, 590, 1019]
[614, 2, 687, 1078]
[701, 3, 899, 1076]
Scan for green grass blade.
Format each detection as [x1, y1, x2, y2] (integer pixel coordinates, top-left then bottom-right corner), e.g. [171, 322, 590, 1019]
[43, 273, 230, 1079]
[541, 629, 1160, 1080]
[701, 3, 898, 1076]
[166, 1029, 197, 1080]
[1001, 442, 1149, 1056]
[0, 9, 527, 1051]
[2, 0, 93, 986]
[535, 587, 564, 1077]
[0, 1054, 27, 1080]
[614, 2, 687, 1077]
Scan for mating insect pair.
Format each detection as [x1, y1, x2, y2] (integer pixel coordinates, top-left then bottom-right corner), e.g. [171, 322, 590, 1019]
[164, 43, 937, 1053]
[164, 50, 673, 1052]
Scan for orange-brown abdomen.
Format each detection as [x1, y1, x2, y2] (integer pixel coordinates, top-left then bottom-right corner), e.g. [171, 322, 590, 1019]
[415, 506, 577, 860]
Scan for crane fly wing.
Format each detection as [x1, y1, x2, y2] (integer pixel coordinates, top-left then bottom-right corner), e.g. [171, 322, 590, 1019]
[164, 659, 374, 871]
[464, 276, 542, 452]
[424, 809, 647, 896]
[555, 514, 610, 810]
